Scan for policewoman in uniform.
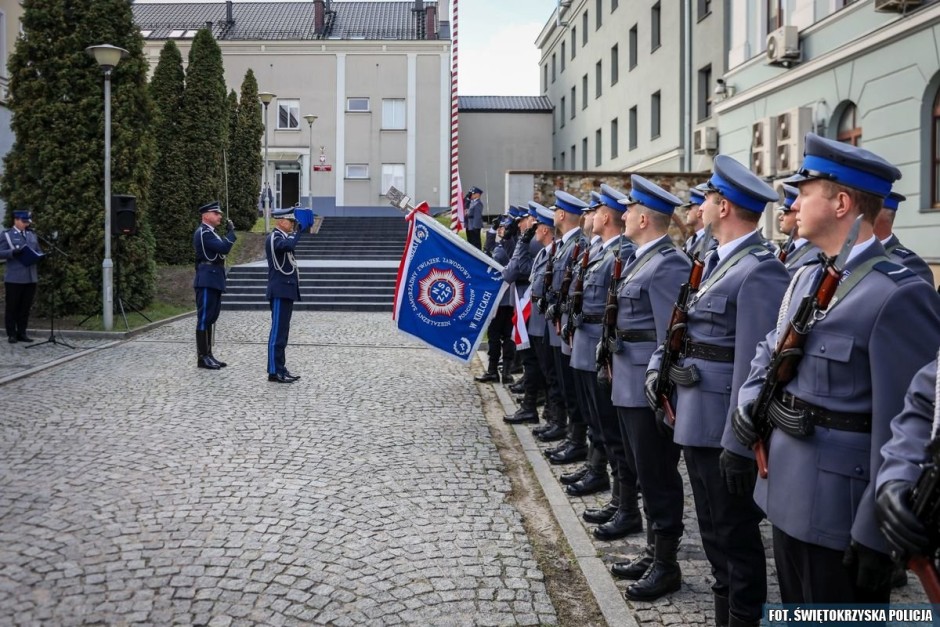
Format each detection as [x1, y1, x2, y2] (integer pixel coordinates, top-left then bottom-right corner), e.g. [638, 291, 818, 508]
[875, 192, 935, 286]
[0, 210, 42, 343]
[193, 201, 235, 369]
[266, 207, 304, 383]
[733, 134, 940, 604]
[648, 155, 789, 627]
[777, 183, 820, 277]
[609, 175, 690, 601]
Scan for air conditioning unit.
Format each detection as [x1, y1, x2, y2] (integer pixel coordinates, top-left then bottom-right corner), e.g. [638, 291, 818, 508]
[693, 126, 718, 154]
[766, 25, 801, 67]
[751, 118, 775, 178]
[774, 107, 812, 175]
[874, 0, 923, 12]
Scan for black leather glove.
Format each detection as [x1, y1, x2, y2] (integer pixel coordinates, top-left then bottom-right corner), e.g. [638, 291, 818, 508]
[11, 246, 24, 256]
[731, 401, 759, 448]
[654, 408, 674, 438]
[521, 223, 538, 244]
[876, 480, 929, 561]
[842, 541, 894, 592]
[644, 370, 659, 411]
[719, 449, 757, 497]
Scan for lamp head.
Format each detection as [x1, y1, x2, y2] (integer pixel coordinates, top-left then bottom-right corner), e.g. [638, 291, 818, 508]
[714, 78, 727, 97]
[303, 114, 318, 126]
[85, 44, 129, 71]
[258, 91, 276, 106]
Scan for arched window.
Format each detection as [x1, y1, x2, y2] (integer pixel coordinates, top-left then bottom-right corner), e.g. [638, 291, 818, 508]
[932, 89, 940, 207]
[837, 102, 861, 146]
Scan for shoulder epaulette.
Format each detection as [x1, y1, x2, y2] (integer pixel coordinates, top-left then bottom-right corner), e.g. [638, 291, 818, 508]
[892, 247, 915, 259]
[659, 246, 677, 256]
[873, 259, 915, 282]
[749, 247, 775, 261]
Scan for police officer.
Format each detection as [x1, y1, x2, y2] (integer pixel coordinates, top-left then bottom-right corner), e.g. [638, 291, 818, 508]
[466, 186, 485, 250]
[776, 183, 821, 276]
[682, 183, 708, 254]
[266, 207, 304, 383]
[732, 134, 940, 605]
[193, 201, 236, 369]
[609, 176, 689, 601]
[476, 215, 518, 384]
[648, 155, 789, 627]
[1, 210, 42, 343]
[874, 192, 935, 286]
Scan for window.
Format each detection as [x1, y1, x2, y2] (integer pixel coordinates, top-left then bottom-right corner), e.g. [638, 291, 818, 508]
[552, 54, 557, 82]
[595, 61, 602, 98]
[837, 102, 862, 146]
[697, 65, 712, 121]
[347, 97, 370, 112]
[560, 97, 566, 128]
[595, 129, 602, 166]
[571, 27, 577, 59]
[698, 0, 712, 20]
[767, 0, 783, 34]
[571, 87, 576, 119]
[629, 106, 638, 150]
[651, 2, 661, 52]
[611, 118, 619, 159]
[932, 89, 940, 206]
[582, 138, 588, 170]
[277, 99, 300, 129]
[612, 0, 619, 12]
[381, 164, 405, 194]
[561, 42, 567, 72]
[543, 64, 548, 91]
[140, 30, 153, 38]
[582, 12, 589, 45]
[561, 151, 566, 169]
[582, 75, 589, 109]
[596, 0, 602, 28]
[571, 145, 577, 170]
[345, 164, 369, 179]
[611, 44, 619, 85]
[382, 99, 406, 130]
[651, 91, 661, 139]
[629, 25, 638, 70]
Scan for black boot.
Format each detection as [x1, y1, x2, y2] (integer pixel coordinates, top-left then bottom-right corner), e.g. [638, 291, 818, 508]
[583, 475, 620, 523]
[537, 423, 568, 443]
[196, 330, 220, 370]
[207, 325, 226, 367]
[713, 593, 730, 627]
[549, 442, 588, 465]
[625, 534, 682, 600]
[500, 366, 515, 385]
[474, 368, 499, 383]
[560, 465, 589, 485]
[508, 379, 526, 394]
[566, 469, 610, 496]
[504, 403, 539, 424]
[593, 509, 643, 540]
[611, 524, 654, 579]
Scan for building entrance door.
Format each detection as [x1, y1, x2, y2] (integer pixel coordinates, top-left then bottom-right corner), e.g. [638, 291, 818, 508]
[276, 170, 300, 208]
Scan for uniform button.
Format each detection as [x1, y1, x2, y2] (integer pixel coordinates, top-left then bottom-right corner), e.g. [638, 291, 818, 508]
[725, 385, 731, 391]
[820, 346, 826, 353]
[854, 466, 863, 476]
[707, 302, 712, 308]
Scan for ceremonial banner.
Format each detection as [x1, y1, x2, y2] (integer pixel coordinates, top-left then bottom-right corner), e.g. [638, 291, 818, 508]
[393, 211, 507, 363]
[511, 284, 531, 350]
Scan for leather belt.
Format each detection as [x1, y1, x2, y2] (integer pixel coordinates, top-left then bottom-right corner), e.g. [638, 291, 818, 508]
[616, 328, 657, 342]
[198, 261, 224, 267]
[768, 391, 872, 436]
[581, 314, 604, 324]
[682, 340, 734, 362]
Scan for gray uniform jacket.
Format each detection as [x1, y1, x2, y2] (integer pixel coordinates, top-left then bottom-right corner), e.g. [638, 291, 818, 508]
[649, 231, 789, 449]
[527, 243, 552, 338]
[467, 198, 484, 230]
[547, 229, 583, 349]
[784, 240, 822, 277]
[560, 236, 603, 358]
[502, 235, 534, 297]
[570, 236, 635, 372]
[738, 242, 940, 554]
[492, 235, 517, 307]
[0, 227, 41, 284]
[878, 357, 937, 490]
[611, 236, 690, 408]
[883, 234, 935, 287]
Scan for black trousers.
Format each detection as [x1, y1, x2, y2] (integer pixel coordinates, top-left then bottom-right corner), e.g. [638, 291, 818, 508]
[485, 305, 515, 372]
[520, 346, 544, 404]
[552, 346, 585, 442]
[467, 229, 482, 250]
[772, 526, 890, 604]
[267, 297, 295, 375]
[195, 287, 222, 332]
[5, 281, 37, 339]
[572, 368, 608, 473]
[618, 406, 684, 535]
[683, 446, 767, 622]
[531, 335, 562, 413]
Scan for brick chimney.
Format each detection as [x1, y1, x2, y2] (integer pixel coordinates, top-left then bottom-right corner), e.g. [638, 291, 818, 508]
[425, 5, 438, 40]
[226, 0, 234, 27]
[314, 0, 325, 34]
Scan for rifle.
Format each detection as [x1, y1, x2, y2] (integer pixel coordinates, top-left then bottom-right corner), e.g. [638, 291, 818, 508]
[551, 238, 582, 333]
[777, 226, 797, 263]
[597, 237, 628, 390]
[653, 224, 712, 426]
[535, 239, 557, 314]
[562, 246, 591, 346]
[750, 216, 862, 478]
[909, 437, 940, 602]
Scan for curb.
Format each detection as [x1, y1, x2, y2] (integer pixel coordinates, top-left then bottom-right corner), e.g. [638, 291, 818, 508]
[483, 355, 638, 627]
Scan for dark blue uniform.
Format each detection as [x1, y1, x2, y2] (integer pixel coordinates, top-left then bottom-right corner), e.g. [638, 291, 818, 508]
[266, 224, 303, 379]
[0, 212, 42, 342]
[193, 207, 235, 368]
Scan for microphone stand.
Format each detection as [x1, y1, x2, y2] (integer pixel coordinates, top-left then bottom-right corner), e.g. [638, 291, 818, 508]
[26, 231, 75, 349]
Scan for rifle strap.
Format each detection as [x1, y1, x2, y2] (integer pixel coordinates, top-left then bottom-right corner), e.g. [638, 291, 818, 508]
[933, 348, 940, 440]
[620, 241, 674, 285]
[688, 244, 765, 308]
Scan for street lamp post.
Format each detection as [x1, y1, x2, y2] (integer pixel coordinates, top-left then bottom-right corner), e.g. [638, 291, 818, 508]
[86, 44, 129, 332]
[303, 114, 318, 210]
[258, 91, 276, 233]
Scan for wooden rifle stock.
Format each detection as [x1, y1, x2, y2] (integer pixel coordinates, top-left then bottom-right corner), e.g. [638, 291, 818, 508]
[563, 247, 591, 345]
[597, 247, 624, 383]
[554, 240, 582, 331]
[538, 240, 557, 313]
[777, 227, 796, 263]
[910, 556, 940, 602]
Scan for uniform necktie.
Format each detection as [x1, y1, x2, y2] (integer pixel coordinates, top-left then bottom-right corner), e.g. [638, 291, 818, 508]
[625, 251, 637, 266]
[786, 241, 797, 255]
[702, 252, 720, 280]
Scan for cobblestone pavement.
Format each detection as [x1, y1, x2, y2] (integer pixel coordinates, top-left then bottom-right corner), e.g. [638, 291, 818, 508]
[0, 312, 556, 626]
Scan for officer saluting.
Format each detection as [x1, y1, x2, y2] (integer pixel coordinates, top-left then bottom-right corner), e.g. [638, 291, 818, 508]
[193, 201, 235, 369]
[777, 183, 821, 276]
[266, 207, 304, 383]
[733, 133, 940, 604]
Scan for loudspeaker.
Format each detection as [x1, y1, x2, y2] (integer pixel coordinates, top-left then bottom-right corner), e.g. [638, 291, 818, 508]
[112, 194, 137, 236]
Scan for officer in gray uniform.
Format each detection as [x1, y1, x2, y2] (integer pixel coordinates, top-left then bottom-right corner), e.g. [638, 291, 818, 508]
[543, 191, 590, 464]
[648, 155, 789, 627]
[0, 210, 42, 343]
[733, 133, 940, 604]
[609, 175, 690, 601]
[193, 201, 236, 370]
[682, 183, 709, 254]
[875, 192, 935, 287]
[466, 186, 484, 250]
[776, 183, 821, 276]
[526, 203, 565, 434]
[876, 352, 938, 567]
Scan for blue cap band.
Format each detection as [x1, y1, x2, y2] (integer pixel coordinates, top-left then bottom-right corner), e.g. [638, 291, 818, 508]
[709, 172, 768, 213]
[688, 190, 705, 206]
[631, 187, 676, 215]
[801, 154, 893, 198]
[598, 193, 625, 212]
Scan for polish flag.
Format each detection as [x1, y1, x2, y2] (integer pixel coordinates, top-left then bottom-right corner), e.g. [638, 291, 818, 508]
[512, 284, 532, 350]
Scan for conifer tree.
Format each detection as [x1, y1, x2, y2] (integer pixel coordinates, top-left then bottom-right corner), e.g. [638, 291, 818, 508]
[228, 70, 263, 231]
[1, 0, 157, 315]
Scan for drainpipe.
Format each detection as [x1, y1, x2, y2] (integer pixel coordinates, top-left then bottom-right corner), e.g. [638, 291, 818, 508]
[682, 0, 692, 172]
